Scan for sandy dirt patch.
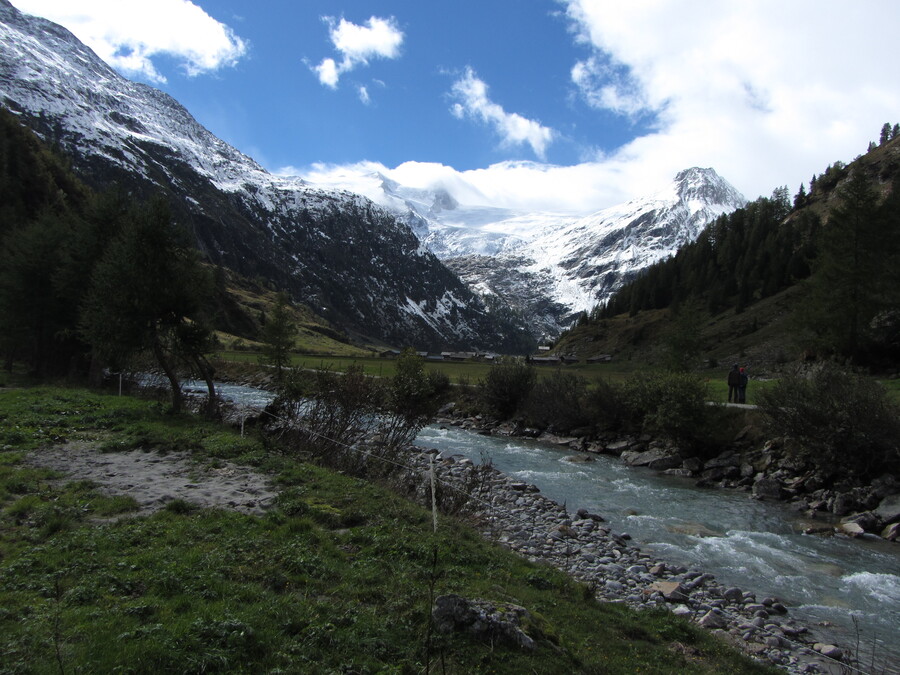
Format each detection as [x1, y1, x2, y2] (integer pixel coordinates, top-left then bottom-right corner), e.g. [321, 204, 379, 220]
[27, 442, 278, 516]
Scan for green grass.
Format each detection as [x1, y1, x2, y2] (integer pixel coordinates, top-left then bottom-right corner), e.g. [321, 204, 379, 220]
[877, 377, 900, 405]
[0, 385, 777, 674]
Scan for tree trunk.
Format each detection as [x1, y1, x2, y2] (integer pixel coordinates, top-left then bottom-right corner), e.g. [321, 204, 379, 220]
[152, 338, 183, 413]
[193, 354, 217, 418]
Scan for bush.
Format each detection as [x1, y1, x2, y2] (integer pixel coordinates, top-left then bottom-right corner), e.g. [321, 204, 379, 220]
[478, 359, 537, 420]
[272, 364, 380, 462]
[582, 378, 627, 432]
[757, 363, 900, 479]
[377, 350, 449, 451]
[620, 371, 710, 447]
[524, 370, 589, 432]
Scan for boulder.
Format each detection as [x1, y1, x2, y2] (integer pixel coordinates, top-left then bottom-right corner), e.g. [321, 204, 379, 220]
[698, 610, 727, 629]
[874, 494, 900, 525]
[646, 580, 689, 603]
[621, 448, 675, 467]
[752, 477, 785, 500]
[563, 454, 595, 463]
[703, 452, 739, 470]
[839, 521, 865, 537]
[432, 594, 538, 650]
[840, 511, 879, 532]
[647, 455, 684, 471]
[881, 522, 900, 541]
[605, 440, 632, 453]
[682, 457, 703, 473]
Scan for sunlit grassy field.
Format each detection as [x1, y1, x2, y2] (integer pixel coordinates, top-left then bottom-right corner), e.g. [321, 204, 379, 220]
[0, 384, 776, 674]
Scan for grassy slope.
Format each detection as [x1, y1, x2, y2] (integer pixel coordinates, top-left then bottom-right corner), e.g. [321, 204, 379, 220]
[0, 385, 776, 674]
[212, 265, 376, 358]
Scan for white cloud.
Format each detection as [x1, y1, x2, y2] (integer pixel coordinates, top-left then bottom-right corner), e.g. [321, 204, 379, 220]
[283, 159, 638, 215]
[312, 16, 403, 88]
[358, 85, 370, 105]
[11, 0, 247, 84]
[560, 0, 900, 200]
[450, 67, 556, 159]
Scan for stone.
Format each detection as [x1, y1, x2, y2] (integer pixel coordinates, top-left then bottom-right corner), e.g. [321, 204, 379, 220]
[698, 610, 727, 629]
[662, 468, 695, 477]
[703, 452, 738, 469]
[646, 580, 689, 603]
[605, 440, 631, 453]
[874, 493, 900, 525]
[752, 477, 785, 500]
[621, 448, 674, 467]
[831, 492, 856, 516]
[813, 643, 843, 660]
[881, 522, 900, 541]
[840, 511, 879, 532]
[723, 587, 744, 602]
[682, 457, 703, 473]
[839, 521, 865, 537]
[432, 594, 537, 650]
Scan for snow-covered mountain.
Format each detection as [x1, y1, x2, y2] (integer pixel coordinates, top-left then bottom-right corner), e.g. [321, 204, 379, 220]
[316, 167, 746, 339]
[0, 0, 532, 352]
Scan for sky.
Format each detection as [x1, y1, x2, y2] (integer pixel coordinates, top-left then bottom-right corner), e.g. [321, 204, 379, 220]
[10, 0, 900, 214]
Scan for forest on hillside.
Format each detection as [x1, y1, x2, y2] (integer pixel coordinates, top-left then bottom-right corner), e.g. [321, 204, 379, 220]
[596, 129, 900, 367]
[0, 108, 223, 410]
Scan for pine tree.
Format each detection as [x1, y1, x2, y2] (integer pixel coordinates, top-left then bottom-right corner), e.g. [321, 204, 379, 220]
[801, 169, 886, 360]
[259, 292, 296, 376]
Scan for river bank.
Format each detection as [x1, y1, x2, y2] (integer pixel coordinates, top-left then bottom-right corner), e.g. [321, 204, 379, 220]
[403, 430, 849, 674]
[433, 405, 900, 545]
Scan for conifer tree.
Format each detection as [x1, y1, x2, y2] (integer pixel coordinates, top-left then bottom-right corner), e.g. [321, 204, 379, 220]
[259, 292, 296, 376]
[801, 169, 888, 360]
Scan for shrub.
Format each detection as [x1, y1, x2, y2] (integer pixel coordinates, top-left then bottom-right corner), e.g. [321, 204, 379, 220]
[620, 371, 710, 447]
[272, 364, 380, 462]
[524, 370, 589, 432]
[757, 363, 900, 479]
[377, 350, 449, 451]
[582, 378, 627, 432]
[478, 358, 536, 420]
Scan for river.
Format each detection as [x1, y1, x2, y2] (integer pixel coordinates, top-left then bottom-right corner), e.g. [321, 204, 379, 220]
[184, 380, 899, 668]
[416, 425, 900, 669]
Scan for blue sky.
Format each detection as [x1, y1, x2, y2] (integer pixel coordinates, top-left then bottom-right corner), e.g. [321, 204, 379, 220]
[11, 1, 900, 213]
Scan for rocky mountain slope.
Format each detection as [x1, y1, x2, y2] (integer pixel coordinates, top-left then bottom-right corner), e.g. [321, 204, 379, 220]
[322, 167, 746, 339]
[0, 0, 532, 353]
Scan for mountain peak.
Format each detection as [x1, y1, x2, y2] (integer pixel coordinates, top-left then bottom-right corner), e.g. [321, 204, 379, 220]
[674, 167, 745, 212]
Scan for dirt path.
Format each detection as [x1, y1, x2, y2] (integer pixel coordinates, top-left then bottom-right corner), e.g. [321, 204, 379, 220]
[27, 442, 278, 516]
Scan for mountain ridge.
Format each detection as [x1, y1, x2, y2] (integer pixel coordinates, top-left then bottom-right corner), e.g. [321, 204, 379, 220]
[320, 165, 745, 339]
[0, 0, 533, 353]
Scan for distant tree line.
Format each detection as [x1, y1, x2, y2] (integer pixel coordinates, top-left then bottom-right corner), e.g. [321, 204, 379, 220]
[0, 107, 218, 411]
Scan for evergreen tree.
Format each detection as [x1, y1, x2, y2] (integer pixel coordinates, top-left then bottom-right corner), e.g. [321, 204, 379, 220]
[801, 169, 888, 360]
[80, 198, 215, 412]
[793, 183, 807, 209]
[259, 292, 296, 376]
[880, 122, 892, 145]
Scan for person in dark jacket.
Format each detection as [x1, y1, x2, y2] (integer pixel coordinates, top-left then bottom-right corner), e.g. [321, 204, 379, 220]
[738, 367, 749, 403]
[727, 364, 741, 402]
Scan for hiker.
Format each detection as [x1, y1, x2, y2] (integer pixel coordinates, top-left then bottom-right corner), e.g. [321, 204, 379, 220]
[727, 364, 741, 402]
[738, 367, 749, 403]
